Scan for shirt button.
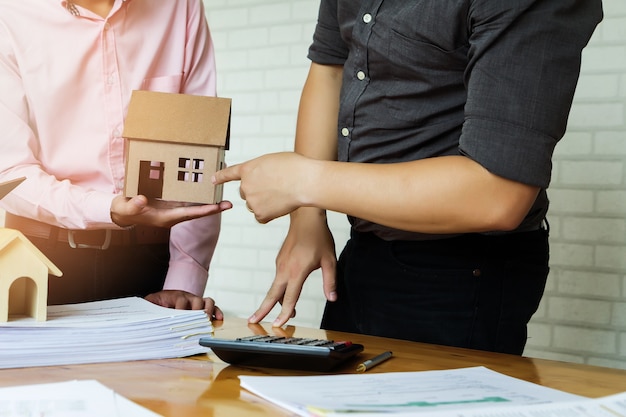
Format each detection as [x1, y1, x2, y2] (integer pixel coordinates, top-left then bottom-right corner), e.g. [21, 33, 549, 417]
[363, 14, 372, 24]
[104, 22, 111, 30]
[116, 181, 124, 190]
[357, 71, 366, 81]
[341, 127, 350, 137]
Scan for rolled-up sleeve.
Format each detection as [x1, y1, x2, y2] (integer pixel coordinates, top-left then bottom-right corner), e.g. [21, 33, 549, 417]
[307, 0, 348, 65]
[164, 215, 221, 296]
[460, 0, 603, 188]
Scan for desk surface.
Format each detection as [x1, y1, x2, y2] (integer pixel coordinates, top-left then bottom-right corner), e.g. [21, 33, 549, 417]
[1, 316, 625, 416]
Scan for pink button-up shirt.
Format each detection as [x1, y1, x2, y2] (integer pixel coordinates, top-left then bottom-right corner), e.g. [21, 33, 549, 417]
[0, 0, 220, 295]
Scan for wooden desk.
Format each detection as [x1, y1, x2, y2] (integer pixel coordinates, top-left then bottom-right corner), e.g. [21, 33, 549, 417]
[1, 316, 625, 416]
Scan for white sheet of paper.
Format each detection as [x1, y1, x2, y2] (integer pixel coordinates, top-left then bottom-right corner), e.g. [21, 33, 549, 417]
[2, 296, 207, 327]
[239, 366, 589, 416]
[0, 380, 161, 417]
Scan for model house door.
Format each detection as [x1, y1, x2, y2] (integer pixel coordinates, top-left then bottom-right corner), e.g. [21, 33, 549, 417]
[138, 161, 164, 199]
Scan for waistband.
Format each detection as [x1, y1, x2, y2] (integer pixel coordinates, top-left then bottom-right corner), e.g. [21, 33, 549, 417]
[4, 213, 170, 250]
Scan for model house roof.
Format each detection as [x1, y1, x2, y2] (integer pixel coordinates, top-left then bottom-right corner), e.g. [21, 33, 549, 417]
[0, 228, 62, 277]
[122, 90, 231, 149]
[0, 177, 25, 200]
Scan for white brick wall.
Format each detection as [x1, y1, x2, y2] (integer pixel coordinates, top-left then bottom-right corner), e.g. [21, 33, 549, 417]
[522, 0, 626, 369]
[205, 0, 626, 369]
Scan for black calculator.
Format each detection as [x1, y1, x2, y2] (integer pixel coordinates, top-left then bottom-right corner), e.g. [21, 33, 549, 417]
[199, 335, 364, 371]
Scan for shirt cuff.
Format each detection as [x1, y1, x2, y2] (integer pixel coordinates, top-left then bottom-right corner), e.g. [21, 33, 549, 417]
[162, 261, 209, 296]
[83, 192, 118, 229]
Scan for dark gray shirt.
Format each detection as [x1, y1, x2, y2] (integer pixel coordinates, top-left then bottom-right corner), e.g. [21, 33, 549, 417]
[308, 0, 602, 240]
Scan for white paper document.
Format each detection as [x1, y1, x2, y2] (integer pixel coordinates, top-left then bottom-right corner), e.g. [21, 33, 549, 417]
[239, 366, 626, 417]
[0, 379, 161, 417]
[0, 297, 212, 368]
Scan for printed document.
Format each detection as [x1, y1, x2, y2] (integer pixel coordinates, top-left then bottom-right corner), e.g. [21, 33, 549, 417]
[239, 366, 626, 417]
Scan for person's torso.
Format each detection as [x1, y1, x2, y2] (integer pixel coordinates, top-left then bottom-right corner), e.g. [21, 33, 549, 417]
[0, 0, 210, 192]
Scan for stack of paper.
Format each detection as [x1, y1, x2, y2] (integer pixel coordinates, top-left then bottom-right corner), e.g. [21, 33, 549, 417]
[0, 297, 212, 369]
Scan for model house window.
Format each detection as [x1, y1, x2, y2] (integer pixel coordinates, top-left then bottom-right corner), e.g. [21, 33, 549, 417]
[178, 158, 204, 183]
[149, 161, 163, 180]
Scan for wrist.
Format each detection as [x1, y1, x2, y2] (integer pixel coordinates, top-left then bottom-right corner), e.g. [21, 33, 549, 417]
[110, 195, 135, 228]
[299, 159, 326, 209]
[110, 213, 135, 229]
[290, 206, 327, 221]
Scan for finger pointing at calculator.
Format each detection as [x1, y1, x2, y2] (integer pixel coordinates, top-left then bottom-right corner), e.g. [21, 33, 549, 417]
[212, 151, 339, 328]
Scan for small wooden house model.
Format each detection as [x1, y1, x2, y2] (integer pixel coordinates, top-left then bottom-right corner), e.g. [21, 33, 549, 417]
[0, 177, 62, 322]
[123, 91, 232, 205]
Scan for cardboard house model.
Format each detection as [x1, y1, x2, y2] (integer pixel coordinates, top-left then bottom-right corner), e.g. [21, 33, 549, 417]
[123, 90, 232, 206]
[0, 177, 63, 322]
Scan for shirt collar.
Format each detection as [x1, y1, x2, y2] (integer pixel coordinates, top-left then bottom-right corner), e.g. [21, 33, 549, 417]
[60, 0, 131, 17]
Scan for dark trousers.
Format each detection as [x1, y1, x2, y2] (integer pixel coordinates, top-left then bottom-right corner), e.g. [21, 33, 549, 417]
[321, 228, 549, 355]
[29, 236, 169, 305]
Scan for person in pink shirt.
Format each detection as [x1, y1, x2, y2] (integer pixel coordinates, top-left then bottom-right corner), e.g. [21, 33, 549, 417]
[0, 0, 232, 317]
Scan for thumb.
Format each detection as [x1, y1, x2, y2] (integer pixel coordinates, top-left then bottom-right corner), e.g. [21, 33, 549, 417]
[127, 195, 148, 214]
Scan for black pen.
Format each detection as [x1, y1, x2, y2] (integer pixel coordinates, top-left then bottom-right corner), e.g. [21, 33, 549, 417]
[356, 350, 393, 372]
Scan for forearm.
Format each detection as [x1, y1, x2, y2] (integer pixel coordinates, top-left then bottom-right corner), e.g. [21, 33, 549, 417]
[303, 155, 540, 234]
[290, 63, 342, 223]
[0, 165, 116, 229]
[294, 63, 342, 160]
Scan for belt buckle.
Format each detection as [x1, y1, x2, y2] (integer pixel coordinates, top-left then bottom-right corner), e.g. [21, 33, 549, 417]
[68, 229, 112, 250]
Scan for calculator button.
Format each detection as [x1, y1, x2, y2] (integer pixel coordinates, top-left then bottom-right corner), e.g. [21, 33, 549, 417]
[307, 339, 334, 346]
[330, 341, 353, 350]
[270, 338, 299, 344]
[237, 335, 268, 342]
[293, 338, 317, 345]
[259, 336, 285, 343]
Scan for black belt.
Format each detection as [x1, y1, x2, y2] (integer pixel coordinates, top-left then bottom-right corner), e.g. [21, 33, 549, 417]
[4, 213, 169, 250]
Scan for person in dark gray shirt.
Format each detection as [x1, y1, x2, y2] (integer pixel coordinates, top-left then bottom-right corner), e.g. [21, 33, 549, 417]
[213, 0, 603, 354]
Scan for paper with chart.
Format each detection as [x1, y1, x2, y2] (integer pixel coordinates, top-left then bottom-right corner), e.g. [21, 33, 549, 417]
[426, 391, 626, 417]
[0, 297, 213, 368]
[239, 366, 626, 417]
[0, 379, 161, 417]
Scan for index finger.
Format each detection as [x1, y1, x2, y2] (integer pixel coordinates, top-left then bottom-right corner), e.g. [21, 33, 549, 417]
[273, 283, 301, 327]
[212, 164, 242, 185]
